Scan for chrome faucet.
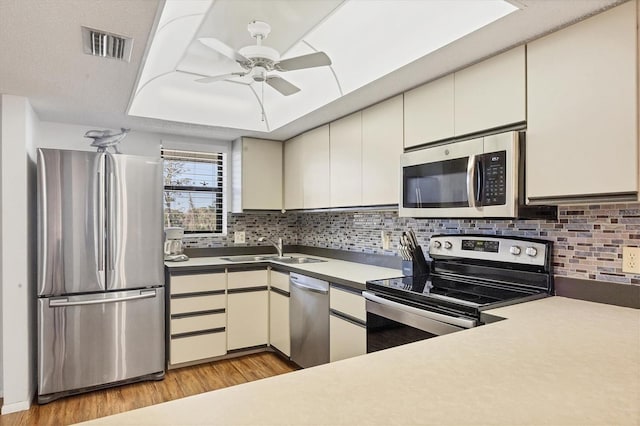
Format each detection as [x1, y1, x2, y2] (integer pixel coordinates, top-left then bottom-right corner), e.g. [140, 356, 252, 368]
[258, 236, 283, 258]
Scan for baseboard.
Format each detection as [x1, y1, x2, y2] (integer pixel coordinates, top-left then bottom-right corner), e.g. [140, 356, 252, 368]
[1, 399, 31, 415]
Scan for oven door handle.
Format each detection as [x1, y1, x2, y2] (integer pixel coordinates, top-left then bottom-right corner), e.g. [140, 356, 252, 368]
[362, 291, 477, 329]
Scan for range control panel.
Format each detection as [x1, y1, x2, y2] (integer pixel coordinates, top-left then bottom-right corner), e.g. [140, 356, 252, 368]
[429, 235, 548, 267]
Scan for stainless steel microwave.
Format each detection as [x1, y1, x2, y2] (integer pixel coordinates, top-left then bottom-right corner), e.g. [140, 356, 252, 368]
[399, 131, 556, 219]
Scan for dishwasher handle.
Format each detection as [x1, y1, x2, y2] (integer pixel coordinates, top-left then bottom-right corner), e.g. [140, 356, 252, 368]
[290, 276, 329, 295]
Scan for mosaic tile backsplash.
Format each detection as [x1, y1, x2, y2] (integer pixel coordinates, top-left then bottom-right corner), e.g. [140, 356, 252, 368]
[184, 203, 640, 286]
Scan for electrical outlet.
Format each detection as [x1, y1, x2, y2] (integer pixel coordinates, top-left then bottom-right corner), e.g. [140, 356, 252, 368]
[234, 231, 246, 244]
[381, 231, 391, 250]
[622, 246, 640, 273]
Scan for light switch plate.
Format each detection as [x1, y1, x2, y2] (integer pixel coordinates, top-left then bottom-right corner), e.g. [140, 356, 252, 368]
[234, 231, 246, 244]
[622, 246, 640, 273]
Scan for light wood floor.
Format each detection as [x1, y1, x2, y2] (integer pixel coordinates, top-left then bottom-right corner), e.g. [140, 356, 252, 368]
[0, 352, 297, 426]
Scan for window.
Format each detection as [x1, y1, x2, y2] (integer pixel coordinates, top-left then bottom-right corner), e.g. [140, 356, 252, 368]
[162, 148, 225, 234]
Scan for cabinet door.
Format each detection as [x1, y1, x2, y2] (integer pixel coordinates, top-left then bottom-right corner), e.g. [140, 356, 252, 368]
[284, 135, 304, 210]
[303, 124, 331, 208]
[228, 269, 268, 290]
[404, 74, 454, 148]
[170, 331, 226, 365]
[170, 272, 226, 295]
[329, 315, 366, 362]
[241, 138, 282, 210]
[227, 291, 268, 350]
[362, 95, 403, 205]
[269, 290, 290, 356]
[526, 1, 638, 202]
[454, 46, 525, 136]
[330, 112, 362, 207]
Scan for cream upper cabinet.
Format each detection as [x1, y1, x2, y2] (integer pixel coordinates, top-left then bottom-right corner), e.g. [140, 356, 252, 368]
[232, 137, 282, 212]
[404, 74, 454, 148]
[454, 46, 526, 137]
[303, 125, 331, 208]
[330, 112, 362, 207]
[284, 134, 304, 210]
[526, 1, 638, 203]
[362, 95, 403, 205]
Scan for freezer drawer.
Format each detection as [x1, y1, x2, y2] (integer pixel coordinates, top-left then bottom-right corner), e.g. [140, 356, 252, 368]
[37, 288, 165, 401]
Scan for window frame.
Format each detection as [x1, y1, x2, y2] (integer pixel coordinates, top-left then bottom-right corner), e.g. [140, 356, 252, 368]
[161, 147, 228, 236]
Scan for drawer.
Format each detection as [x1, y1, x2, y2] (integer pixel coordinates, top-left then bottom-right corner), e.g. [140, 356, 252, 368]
[330, 286, 366, 323]
[171, 294, 226, 315]
[170, 331, 226, 365]
[170, 273, 226, 295]
[171, 312, 226, 335]
[330, 314, 366, 362]
[228, 269, 268, 290]
[270, 270, 290, 293]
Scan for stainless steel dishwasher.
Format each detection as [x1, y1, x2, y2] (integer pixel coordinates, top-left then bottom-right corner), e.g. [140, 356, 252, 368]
[290, 272, 329, 368]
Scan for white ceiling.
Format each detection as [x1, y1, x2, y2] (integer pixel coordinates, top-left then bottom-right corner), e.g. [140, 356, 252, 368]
[0, 0, 626, 143]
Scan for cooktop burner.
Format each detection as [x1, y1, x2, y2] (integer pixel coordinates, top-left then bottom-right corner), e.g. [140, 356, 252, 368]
[367, 274, 541, 307]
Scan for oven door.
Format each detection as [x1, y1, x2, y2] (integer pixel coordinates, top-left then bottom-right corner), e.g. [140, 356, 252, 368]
[363, 291, 476, 353]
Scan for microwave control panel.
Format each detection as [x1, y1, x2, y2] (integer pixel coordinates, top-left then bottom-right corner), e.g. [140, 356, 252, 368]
[481, 150, 506, 206]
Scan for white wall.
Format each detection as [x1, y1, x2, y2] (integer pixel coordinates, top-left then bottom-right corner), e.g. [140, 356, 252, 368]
[0, 94, 38, 414]
[36, 121, 230, 157]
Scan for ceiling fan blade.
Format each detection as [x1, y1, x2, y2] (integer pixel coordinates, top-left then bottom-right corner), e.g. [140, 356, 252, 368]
[198, 37, 249, 63]
[266, 76, 301, 96]
[196, 72, 247, 84]
[275, 51, 332, 72]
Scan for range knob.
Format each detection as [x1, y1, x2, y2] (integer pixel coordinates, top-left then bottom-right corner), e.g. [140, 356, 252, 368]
[432, 241, 442, 249]
[526, 247, 538, 257]
[509, 245, 521, 255]
[444, 241, 453, 250]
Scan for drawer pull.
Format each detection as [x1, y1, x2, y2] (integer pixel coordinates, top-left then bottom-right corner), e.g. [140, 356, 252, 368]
[171, 327, 225, 339]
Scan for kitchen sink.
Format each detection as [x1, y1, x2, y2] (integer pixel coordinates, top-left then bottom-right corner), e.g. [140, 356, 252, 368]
[272, 256, 326, 264]
[220, 255, 279, 262]
[220, 255, 326, 264]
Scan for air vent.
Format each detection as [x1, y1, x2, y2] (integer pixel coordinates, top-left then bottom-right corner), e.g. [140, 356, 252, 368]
[81, 27, 133, 62]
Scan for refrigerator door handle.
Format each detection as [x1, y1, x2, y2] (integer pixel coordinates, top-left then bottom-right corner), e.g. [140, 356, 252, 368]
[107, 167, 116, 272]
[49, 290, 157, 307]
[97, 155, 105, 272]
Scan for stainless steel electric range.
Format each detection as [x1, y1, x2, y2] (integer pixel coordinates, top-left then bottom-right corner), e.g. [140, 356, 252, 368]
[365, 234, 553, 353]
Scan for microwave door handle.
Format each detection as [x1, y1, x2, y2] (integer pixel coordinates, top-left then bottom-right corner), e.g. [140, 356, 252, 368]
[476, 157, 483, 206]
[466, 154, 477, 208]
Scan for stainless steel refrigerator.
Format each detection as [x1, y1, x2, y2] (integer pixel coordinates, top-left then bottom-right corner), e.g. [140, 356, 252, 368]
[36, 148, 165, 403]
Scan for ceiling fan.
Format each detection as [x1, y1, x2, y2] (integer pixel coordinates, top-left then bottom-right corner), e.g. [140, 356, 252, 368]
[196, 20, 332, 96]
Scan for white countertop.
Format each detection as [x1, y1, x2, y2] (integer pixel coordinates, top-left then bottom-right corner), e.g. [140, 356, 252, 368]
[165, 253, 403, 286]
[82, 297, 640, 425]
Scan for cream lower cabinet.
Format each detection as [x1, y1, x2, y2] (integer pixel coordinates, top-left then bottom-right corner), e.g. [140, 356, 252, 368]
[269, 270, 290, 356]
[329, 285, 366, 362]
[227, 269, 269, 351]
[169, 272, 227, 367]
[526, 1, 638, 203]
